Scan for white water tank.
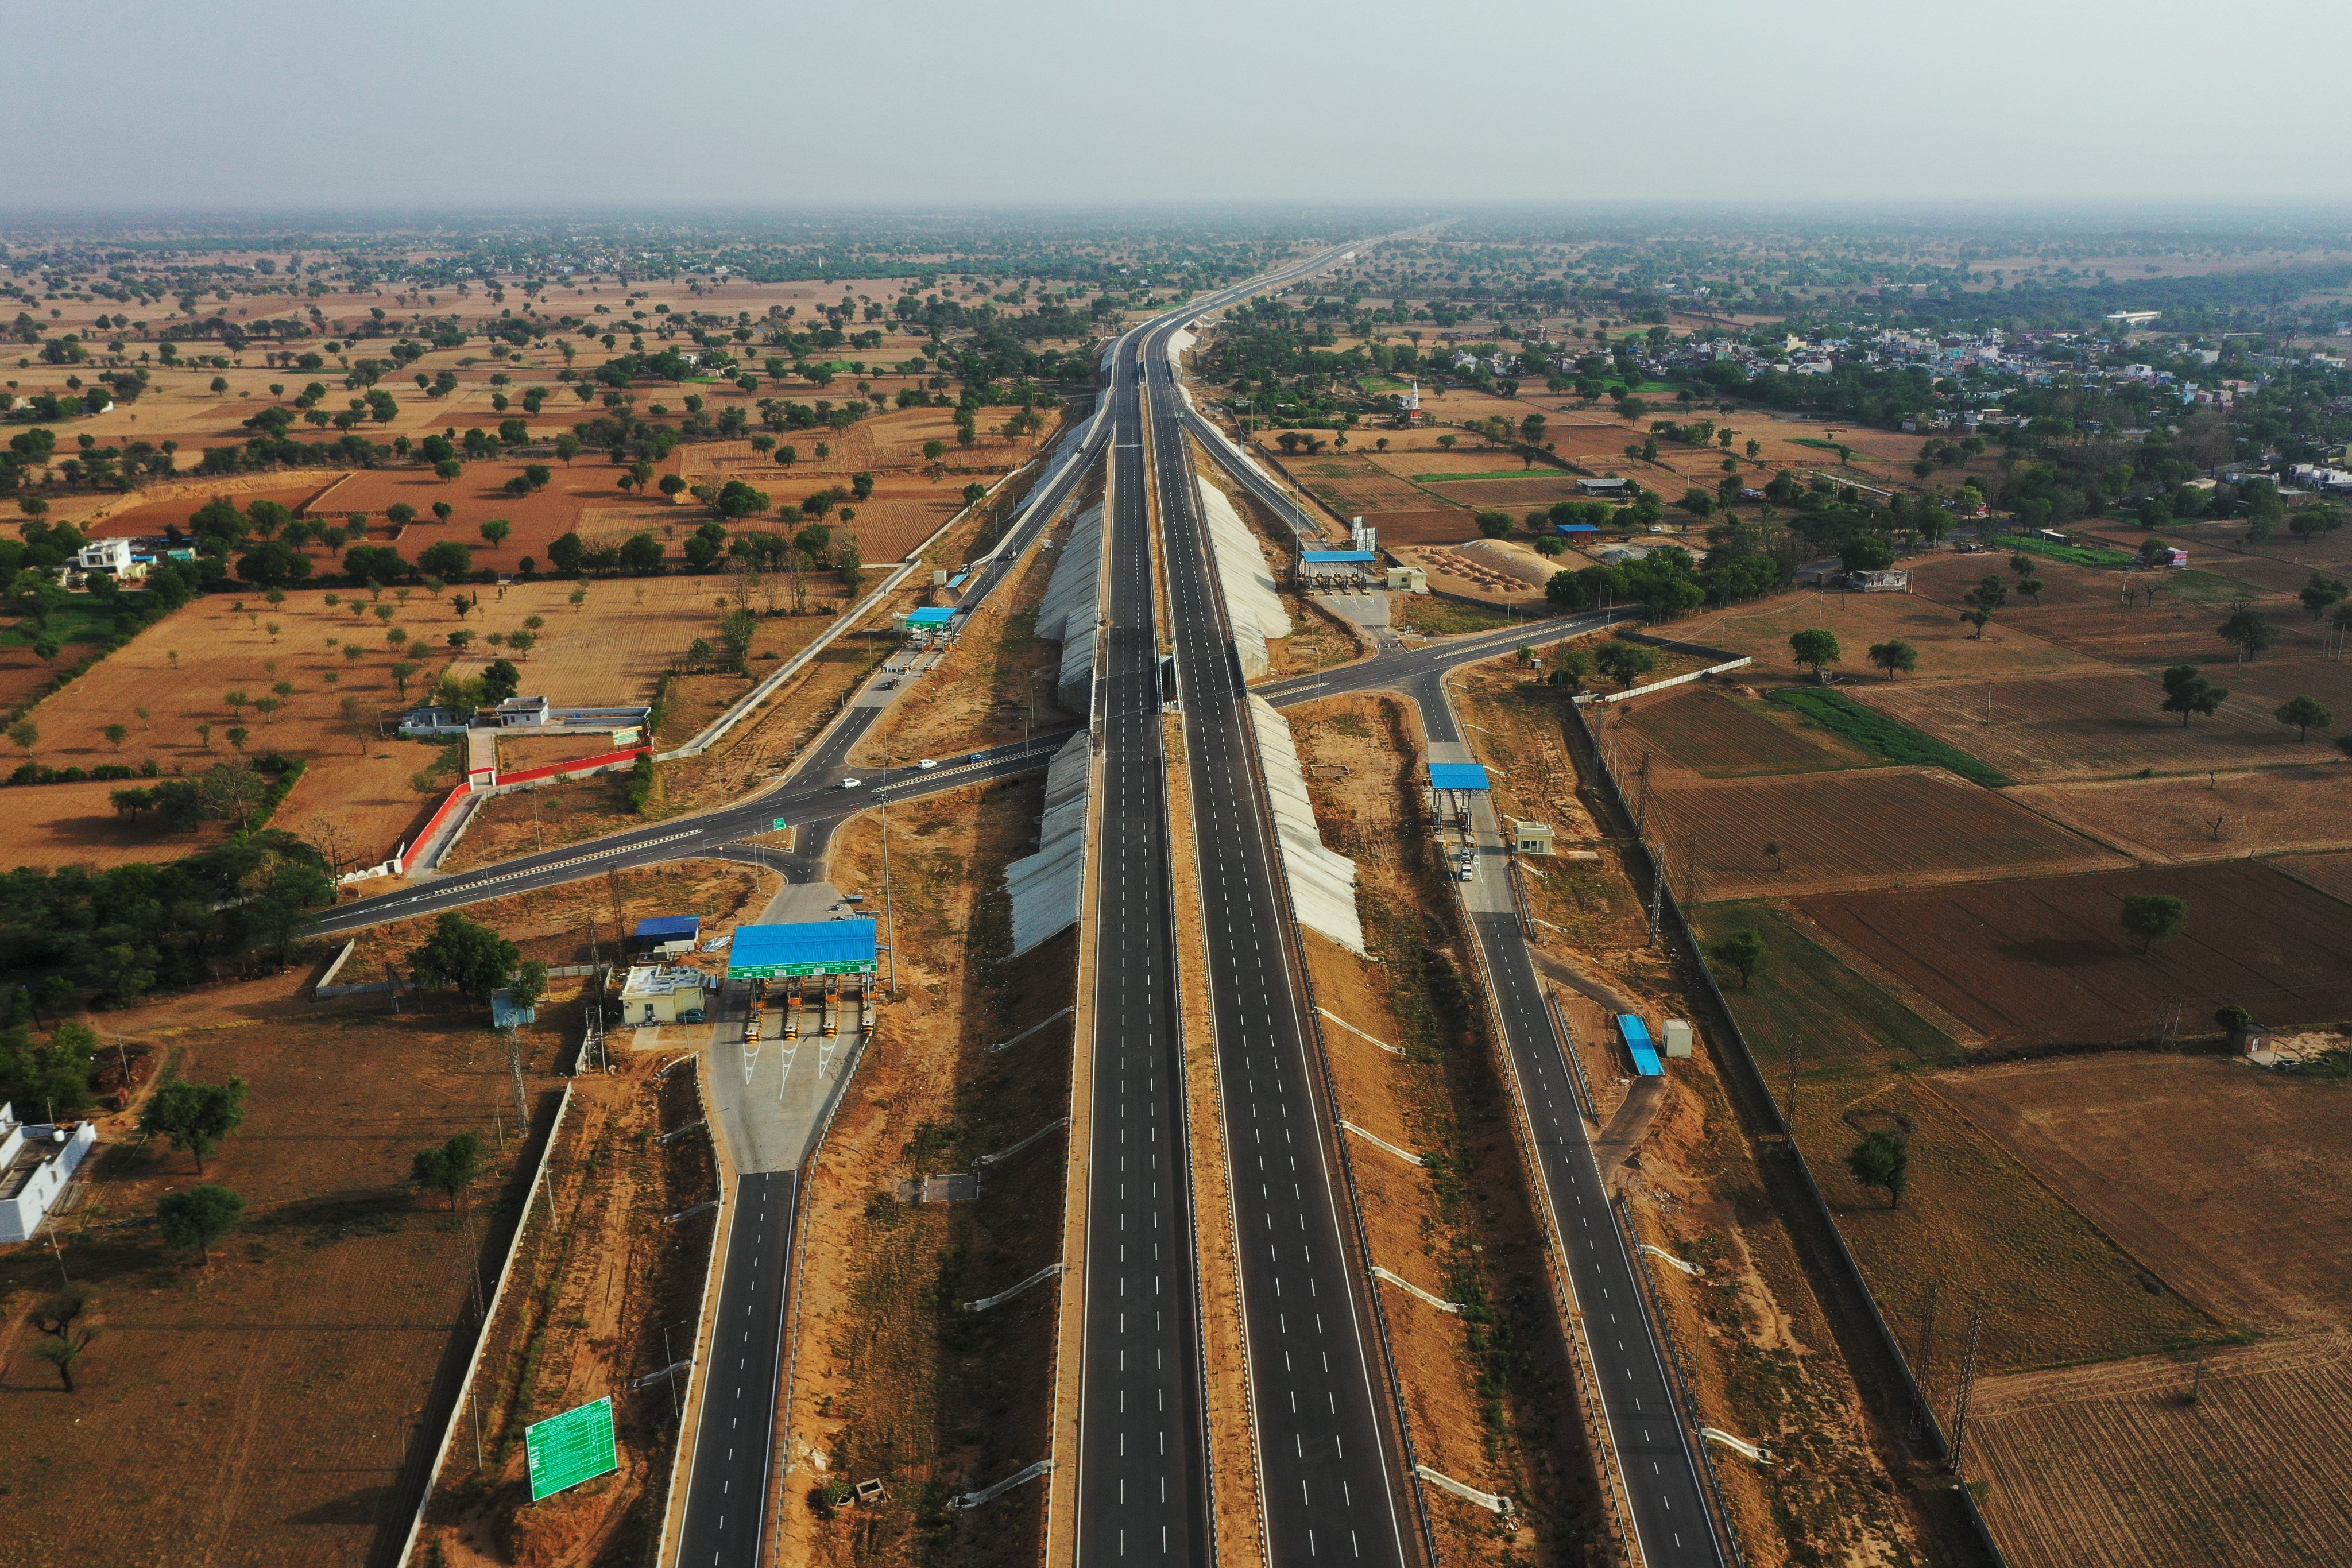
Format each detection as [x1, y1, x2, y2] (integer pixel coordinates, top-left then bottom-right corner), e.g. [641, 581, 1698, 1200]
[1662, 1020, 1694, 1059]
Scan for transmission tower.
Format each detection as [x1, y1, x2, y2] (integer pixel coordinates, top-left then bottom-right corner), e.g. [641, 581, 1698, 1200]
[1949, 1306, 1986, 1476]
[507, 1027, 528, 1125]
[1647, 844, 1666, 948]
[2155, 996, 2185, 1051]
[1910, 1279, 1942, 1441]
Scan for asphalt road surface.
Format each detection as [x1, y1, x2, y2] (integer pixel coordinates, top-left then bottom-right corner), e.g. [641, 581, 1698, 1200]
[1146, 312, 1411, 1565]
[1071, 324, 1209, 1563]
[1200, 427, 1727, 1565]
[676, 1170, 795, 1568]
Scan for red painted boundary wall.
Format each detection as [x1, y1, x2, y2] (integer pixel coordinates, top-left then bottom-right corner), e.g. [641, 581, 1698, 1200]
[494, 745, 651, 788]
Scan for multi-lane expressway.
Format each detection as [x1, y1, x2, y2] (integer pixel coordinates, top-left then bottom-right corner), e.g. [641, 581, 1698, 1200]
[1138, 299, 1415, 1563]
[316, 242, 1733, 1568]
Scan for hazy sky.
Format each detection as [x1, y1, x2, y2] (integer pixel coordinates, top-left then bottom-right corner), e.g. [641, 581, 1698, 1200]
[6, 0, 2349, 212]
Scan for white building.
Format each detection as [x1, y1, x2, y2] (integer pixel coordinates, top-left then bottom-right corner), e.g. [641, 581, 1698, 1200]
[0, 1102, 96, 1244]
[71, 537, 141, 577]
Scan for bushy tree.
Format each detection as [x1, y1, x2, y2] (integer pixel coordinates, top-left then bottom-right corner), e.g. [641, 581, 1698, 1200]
[157, 1182, 245, 1264]
[2120, 892, 2188, 954]
[1846, 1130, 1910, 1209]
[409, 912, 519, 1005]
[410, 1132, 482, 1210]
[141, 1074, 249, 1174]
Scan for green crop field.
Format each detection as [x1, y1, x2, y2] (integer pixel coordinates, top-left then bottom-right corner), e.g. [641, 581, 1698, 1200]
[1770, 686, 2011, 786]
[0, 601, 136, 649]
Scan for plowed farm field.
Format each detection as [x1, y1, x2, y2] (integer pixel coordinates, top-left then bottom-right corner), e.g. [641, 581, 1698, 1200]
[1796, 860, 2352, 1048]
[1939, 1053, 2352, 1332]
[1854, 668, 2311, 780]
[1611, 684, 1858, 775]
[2013, 763, 2352, 863]
[1647, 766, 2125, 900]
[1972, 1333, 2352, 1568]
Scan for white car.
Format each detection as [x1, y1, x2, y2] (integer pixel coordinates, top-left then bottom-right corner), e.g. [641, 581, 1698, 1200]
[838, 777, 863, 789]
[916, 758, 938, 770]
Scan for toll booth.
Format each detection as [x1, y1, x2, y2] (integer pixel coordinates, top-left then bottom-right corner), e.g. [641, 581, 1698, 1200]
[1426, 762, 1491, 831]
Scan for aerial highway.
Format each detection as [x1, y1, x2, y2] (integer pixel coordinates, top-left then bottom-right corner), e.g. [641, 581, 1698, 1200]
[1143, 307, 1413, 1563]
[1069, 242, 1375, 1565]
[1069, 324, 1208, 1563]
[1193, 422, 1729, 1567]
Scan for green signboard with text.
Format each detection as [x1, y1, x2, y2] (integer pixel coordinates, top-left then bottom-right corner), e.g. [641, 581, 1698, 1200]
[728, 958, 877, 980]
[525, 1395, 618, 1501]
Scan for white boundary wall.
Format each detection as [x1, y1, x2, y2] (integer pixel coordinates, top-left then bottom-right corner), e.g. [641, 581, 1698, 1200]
[1004, 731, 1095, 955]
[1245, 695, 1364, 954]
[1197, 479, 1290, 680]
[1034, 502, 1106, 713]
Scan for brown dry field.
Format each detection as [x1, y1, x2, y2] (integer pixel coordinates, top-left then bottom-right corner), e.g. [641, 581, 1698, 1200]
[1681, 568, 2104, 687]
[2278, 846, 2352, 903]
[1970, 1333, 2352, 1568]
[1796, 860, 2352, 1050]
[1854, 666, 2315, 781]
[440, 572, 795, 707]
[1941, 1054, 2352, 1333]
[2, 775, 240, 870]
[1941, 1053, 2352, 1568]
[1643, 766, 2129, 901]
[774, 778, 1066, 1568]
[4, 586, 478, 869]
[1909, 552, 2319, 671]
[2013, 762, 2352, 863]
[0, 969, 569, 1568]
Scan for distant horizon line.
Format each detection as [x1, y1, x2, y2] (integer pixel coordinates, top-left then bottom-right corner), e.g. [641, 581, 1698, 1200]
[4, 198, 2352, 224]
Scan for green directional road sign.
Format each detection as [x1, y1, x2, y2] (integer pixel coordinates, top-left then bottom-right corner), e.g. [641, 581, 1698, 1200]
[525, 1395, 618, 1501]
[771, 817, 789, 831]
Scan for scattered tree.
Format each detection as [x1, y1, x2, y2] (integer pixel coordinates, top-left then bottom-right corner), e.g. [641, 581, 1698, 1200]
[2160, 664, 2227, 726]
[1709, 930, 1765, 988]
[2275, 694, 2333, 741]
[410, 1132, 483, 1210]
[2216, 605, 2277, 661]
[141, 1075, 249, 1173]
[408, 912, 520, 1006]
[1866, 638, 1918, 680]
[157, 1183, 245, 1265]
[1789, 628, 1842, 677]
[2119, 892, 2189, 955]
[1846, 1130, 1910, 1209]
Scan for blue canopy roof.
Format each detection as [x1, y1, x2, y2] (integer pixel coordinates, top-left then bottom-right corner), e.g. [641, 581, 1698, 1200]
[728, 919, 879, 978]
[635, 915, 701, 939]
[906, 606, 957, 626]
[1429, 762, 1491, 792]
[1554, 523, 1599, 534]
[1301, 549, 1376, 563]
[1618, 1013, 1663, 1077]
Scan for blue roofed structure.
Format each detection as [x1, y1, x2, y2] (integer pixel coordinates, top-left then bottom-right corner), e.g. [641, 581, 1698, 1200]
[1301, 550, 1377, 563]
[727, 919, 879, 979]
[1428, 762, 1491, 792]
[905, 606, 956, 626]
[1618, 1013, 1664, 1077]
[1555, 522, 1599, 535]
